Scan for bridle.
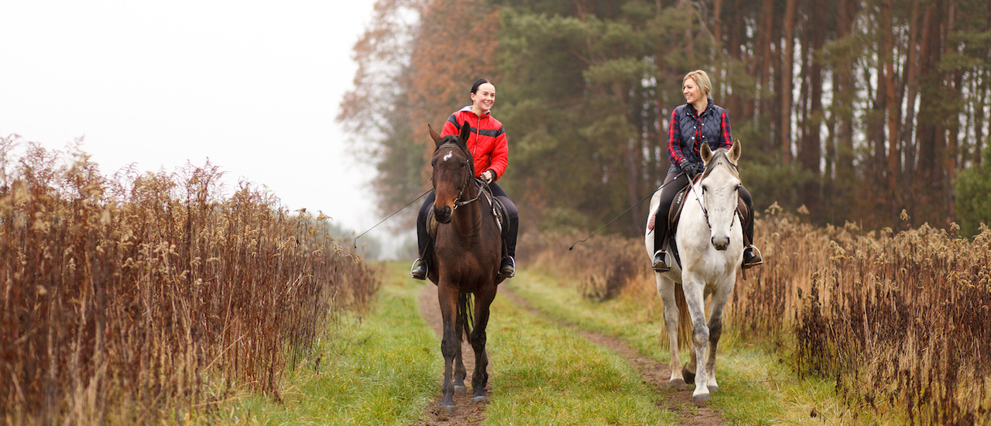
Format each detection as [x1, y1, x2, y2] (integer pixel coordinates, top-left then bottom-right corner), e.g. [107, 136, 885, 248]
[689, 151, 740, 230]
[436, 140, 483, 210]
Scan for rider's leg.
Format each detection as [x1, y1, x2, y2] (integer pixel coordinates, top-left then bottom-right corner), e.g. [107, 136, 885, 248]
[491, 183, 518, 278]
[739, 186, 762, 269]
[411, 191, 435, 279]
[653, 173, 688, 271]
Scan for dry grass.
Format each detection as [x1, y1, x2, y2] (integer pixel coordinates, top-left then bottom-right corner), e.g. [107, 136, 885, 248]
[0, 137, 378, 424]
[519, 203, 991, 424]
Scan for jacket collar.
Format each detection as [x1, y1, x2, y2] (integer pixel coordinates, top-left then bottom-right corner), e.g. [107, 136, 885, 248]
[685, 97, 715, 117]
[459, 105, 492, 117]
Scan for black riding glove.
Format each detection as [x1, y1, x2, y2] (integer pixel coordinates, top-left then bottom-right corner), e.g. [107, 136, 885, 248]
[680, 159, 703, 179]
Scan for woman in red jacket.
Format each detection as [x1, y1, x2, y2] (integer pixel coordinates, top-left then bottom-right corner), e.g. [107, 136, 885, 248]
[411, 78, 518, 280]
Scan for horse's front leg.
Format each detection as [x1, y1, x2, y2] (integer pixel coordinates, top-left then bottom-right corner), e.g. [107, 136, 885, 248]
[454, 314, 467, 395]
[437, 284, 460, 411]
[681, 273, 711, 406]
[703, 277, 735, 394]
[656, 274, 686, 390]
[468, 282, 497, 404]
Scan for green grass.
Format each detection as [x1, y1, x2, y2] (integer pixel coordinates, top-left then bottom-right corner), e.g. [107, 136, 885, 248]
[484, 290, 678, 425]
[503, 271, 866, 425]
[204, 263, 439, 425]
[201, 263, 891, 425]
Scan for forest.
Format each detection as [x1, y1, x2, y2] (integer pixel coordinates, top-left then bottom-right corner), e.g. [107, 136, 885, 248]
[339, 0, 991, 237]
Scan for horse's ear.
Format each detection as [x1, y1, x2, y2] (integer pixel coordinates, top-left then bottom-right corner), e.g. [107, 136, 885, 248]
[459, 121, 472, 145]
[429, 124, 443, 146]
[701, 142, 713, 163]
[729, 139, 742, 164]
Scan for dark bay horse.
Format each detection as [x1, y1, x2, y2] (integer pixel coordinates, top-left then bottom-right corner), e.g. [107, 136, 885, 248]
[426, 123, 505, 411]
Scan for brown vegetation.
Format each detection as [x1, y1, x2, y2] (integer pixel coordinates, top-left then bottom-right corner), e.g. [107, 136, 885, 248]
[0, 137, 379, 424]
[519, 205, 991, 424]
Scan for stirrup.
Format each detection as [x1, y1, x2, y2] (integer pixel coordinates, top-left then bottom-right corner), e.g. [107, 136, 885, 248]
[498, 257, 515, 278]
[742, 245, 763, 269]
[652, 249, 670, 272]
[410, 258, 427, 280]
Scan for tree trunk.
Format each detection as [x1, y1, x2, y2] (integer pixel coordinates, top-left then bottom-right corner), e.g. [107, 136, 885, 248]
[800, 0, 826, 218]
[882, 0, 900, 200]
[914, 0, 948, 223]
[833, 0, 857, 209]
[780, 0, 797, 164]
[900, 0, 923, 178]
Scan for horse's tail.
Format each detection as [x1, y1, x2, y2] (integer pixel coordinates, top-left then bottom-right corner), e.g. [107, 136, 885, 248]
[674, 282, 691, 350]
[457, 291, 474, 341]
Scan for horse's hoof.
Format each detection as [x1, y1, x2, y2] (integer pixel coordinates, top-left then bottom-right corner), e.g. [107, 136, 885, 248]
[708, 385, 718, 393]
[682, 369, 696, 385]
[693, 393, 709, 406]
[441, 403, 455, 414]
[669, 378, 687, 390]
[472, 395, 488, 405]
[454, 385, 467, 396]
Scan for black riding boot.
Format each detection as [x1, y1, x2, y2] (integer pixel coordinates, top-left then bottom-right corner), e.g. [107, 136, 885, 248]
[652, 208, 670, 272]
[410, 258, 428, 280]
[413, 198, 433, 280]
[499, 216, 518, 278]
[741, 215, 763, 269]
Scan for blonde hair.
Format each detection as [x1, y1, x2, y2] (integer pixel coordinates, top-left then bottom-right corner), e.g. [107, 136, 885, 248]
[684, 70, 712, 97]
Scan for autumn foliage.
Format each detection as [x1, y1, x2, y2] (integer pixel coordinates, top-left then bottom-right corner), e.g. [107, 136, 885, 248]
[342, 0, 991, 238]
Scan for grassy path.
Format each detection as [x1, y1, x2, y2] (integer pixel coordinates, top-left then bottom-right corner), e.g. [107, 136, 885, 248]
[214, 262, 853, 425]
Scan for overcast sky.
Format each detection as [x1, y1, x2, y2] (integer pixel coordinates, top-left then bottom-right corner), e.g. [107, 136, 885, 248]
[0, 1, 398, 252]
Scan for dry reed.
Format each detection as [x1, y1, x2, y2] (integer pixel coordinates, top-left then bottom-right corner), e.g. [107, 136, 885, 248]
[519, 203, 991, 424]
[0, 137, 378, 424]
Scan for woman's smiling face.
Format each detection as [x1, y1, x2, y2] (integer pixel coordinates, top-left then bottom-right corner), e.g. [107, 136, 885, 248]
[683, 77, 703, 105]
[471, 83, 496, 114]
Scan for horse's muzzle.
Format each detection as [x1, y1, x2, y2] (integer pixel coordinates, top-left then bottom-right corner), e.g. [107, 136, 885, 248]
[434, 205, 453, 224]
[712, 236, 730, 251]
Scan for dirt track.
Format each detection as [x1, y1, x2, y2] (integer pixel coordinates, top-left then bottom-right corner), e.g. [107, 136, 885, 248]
[414, 282, 724, 425]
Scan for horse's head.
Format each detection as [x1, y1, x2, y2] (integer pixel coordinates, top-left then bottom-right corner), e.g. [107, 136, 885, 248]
[428, 123, 474, 224]
[699, 140, 743, 251]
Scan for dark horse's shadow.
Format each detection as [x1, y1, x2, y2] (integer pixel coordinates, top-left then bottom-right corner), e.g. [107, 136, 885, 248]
[425, 123, 505, 412]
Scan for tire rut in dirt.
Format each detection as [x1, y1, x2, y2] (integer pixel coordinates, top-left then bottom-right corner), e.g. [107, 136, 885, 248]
[499, 288, 724, 426]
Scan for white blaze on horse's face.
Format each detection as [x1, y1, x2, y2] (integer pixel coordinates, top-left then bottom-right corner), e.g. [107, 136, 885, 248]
[701, 160, 741, 251]
[443, 151, 453, 162]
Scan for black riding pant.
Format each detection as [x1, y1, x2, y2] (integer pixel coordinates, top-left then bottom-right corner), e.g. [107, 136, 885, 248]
[652, 172, 754, 251]
[416, 182, 519, 259]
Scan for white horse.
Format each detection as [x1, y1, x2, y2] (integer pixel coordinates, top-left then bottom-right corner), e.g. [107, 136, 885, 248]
[644, 141, 745, 406]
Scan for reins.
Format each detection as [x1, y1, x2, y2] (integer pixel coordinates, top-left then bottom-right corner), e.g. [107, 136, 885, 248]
[688, 176, 710, 229]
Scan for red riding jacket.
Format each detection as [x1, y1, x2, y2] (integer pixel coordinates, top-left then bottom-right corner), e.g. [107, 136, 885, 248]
[441, 106, 509, 181]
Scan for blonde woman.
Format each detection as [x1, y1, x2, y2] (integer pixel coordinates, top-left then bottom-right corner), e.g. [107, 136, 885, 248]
[651, 70, 761, 272]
